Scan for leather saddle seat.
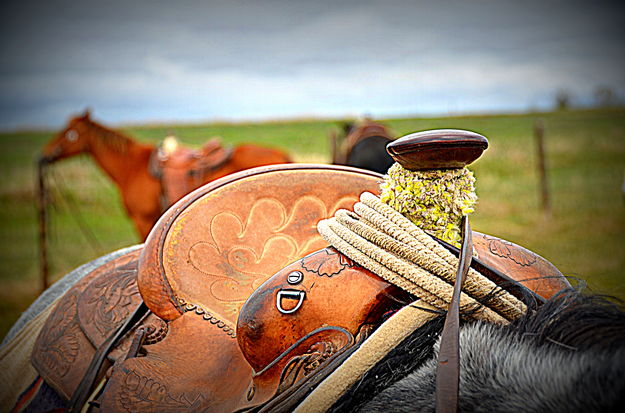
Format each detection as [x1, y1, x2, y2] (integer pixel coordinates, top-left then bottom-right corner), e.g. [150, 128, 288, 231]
[32, 163, 569, 412]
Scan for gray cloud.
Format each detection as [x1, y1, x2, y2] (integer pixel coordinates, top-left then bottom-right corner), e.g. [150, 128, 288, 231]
[0, 0, 623, 129]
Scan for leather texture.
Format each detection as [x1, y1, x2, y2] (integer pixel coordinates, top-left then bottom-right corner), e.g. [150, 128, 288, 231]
[471, 231, 567, 298]
[31, 164, 570, 412]
[103, 165, 386, 412]
[30, 249, 165, 400]
[137, 164, 383, 325]
[386, 129, 488, 170]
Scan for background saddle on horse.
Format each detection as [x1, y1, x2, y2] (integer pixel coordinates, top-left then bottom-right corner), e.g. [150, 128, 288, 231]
[331, 120, 395, 173]
[31, 131, 569, 412]
[149, 136, 233, 208]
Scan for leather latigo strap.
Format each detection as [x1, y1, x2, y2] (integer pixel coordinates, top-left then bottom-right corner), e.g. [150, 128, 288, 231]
[68, 302, 149, 412]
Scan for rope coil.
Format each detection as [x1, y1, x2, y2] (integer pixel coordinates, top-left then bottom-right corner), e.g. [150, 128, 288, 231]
[318, 192, 526, 324]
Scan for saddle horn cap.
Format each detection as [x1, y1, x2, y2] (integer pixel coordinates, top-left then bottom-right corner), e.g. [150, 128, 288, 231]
[386, 129, 488, 170]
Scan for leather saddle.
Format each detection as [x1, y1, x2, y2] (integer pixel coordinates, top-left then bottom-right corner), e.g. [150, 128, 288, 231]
[32, 162, 569, 412]
[149, 137, 233, 208]
[332, 121, 394, 165]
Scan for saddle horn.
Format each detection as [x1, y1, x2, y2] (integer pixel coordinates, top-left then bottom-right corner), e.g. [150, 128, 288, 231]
[386, 129, 488, 170]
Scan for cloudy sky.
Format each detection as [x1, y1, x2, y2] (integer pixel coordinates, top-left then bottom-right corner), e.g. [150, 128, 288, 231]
[0, 0, 623, 130]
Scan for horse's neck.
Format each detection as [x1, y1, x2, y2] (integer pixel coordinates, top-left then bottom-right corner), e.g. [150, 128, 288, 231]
[85, 128, 153, 187]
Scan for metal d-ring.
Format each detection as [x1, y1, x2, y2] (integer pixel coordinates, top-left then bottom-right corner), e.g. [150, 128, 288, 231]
[276, 289, 306, 314]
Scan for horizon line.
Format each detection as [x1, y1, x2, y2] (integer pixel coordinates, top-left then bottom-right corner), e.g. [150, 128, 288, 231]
[2, 105, 622, 135]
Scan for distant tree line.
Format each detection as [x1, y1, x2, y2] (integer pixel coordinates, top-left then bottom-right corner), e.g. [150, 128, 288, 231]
[555, 86, 623, 110]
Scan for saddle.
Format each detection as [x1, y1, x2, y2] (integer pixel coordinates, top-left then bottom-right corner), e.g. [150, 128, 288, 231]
[32, 132, 570, 412]
[331, 120, 394, 166]
[149, 136, 233, 208]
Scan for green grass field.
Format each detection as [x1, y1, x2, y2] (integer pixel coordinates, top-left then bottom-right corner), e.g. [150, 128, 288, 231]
[1, 108, 624, 339]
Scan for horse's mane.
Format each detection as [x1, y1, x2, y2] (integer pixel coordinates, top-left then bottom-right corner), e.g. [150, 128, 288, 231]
[331, 288, 625, 413]
[83, 118, 138, 154]
[509, 288, 625, 353]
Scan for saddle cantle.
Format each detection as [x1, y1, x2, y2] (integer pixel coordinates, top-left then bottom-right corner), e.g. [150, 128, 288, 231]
[31, 135, 570, 412]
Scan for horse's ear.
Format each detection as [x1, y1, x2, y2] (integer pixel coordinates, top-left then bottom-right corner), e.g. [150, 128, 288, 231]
[82, 107, 92, 119]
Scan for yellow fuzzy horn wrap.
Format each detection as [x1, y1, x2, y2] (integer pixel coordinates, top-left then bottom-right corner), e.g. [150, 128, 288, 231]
[379, 163, 477, 248]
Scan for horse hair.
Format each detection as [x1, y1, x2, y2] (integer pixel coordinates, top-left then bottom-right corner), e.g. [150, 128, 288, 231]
[84, 118, 132, 154]
[329, 288, 625, 413]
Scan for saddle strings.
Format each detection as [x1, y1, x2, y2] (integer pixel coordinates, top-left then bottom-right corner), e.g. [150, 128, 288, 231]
[317, 192, 526, 324]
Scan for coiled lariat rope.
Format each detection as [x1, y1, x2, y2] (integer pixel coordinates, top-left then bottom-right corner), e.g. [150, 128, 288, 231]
[318, 191, 526, 324]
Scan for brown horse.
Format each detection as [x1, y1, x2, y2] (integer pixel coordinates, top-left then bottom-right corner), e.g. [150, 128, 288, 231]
[39, 110, 292, 240]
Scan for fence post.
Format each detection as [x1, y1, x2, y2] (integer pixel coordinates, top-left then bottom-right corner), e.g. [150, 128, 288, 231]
[37, 161, 49, 291]
[534, 120, 551, 216]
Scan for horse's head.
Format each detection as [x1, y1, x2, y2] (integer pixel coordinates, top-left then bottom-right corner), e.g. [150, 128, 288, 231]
[39, 109, 93, 164]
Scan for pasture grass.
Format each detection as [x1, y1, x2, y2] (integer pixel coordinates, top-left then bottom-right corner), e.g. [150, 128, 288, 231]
[0, 108, 623, 339]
